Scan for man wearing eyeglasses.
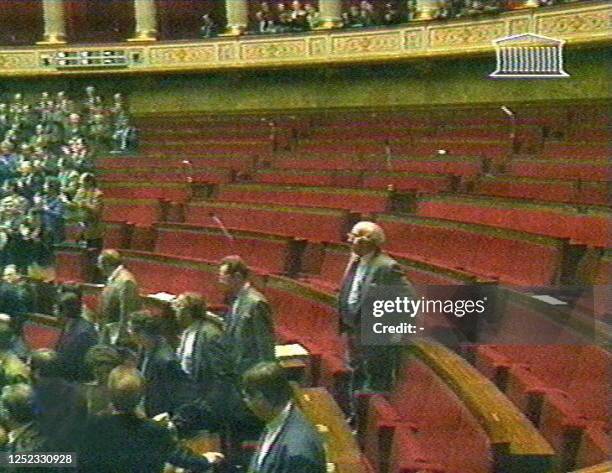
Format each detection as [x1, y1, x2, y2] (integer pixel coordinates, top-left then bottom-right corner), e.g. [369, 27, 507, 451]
[338, 221, 415, 423]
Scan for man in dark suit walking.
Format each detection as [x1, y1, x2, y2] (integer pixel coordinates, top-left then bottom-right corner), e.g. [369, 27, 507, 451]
[218, 256, 276, 378]
[242, 362, 326, 473]
[338, 221, 415, 419]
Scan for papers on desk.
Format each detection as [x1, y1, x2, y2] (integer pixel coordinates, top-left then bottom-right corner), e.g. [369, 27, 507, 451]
[149, 292, 177, 303]
[531, 294, 568, 306]
[275, 343, 309, 359]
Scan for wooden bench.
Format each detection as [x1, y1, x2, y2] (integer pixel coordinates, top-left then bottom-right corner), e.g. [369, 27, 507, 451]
[293, 385, 367, 473]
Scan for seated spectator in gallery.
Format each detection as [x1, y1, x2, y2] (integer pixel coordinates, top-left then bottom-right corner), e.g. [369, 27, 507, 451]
[383, 2, 402, 24]
[256, 2, 275, 33]
[290, 0, 309, 31]
[67, 172, 104, 250]
[305, 3, 321, 28]
[55, 291, 98, 382]
[200, 13, 217, 38]
[276, 2, 294, 32]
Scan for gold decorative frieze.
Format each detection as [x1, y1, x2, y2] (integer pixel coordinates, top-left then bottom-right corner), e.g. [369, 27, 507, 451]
[536, 8, 611, 36]
[429, 21, 507, 48]
[404, 28, 425, 50]
[309, 37, 328, 56]
[331, 32, 402, 54]
[218, 43, 238, 61]
[149, 45, 215, 65]
[0, 52, 37, 70]
[509, 17, 531, 35]
[0, 1, 608, 77]
[241, 40, 307, 61]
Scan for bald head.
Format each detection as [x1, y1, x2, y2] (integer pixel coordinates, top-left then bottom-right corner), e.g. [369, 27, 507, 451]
[348, 221, 385, 256]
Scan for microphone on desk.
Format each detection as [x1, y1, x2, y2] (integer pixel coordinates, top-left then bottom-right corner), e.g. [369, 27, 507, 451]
[182, 160, 193, 183]
[209, 213, 234, 242]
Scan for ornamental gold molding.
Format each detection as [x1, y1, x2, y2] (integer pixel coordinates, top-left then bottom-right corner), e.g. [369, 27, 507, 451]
[429, 20, 507, 48]
[0, 1, 609, 77]
[0, 51, 37, 70]
[536, 8, 610, 37]
[331, 32, 402, 55]
[149, 44, 216, 65]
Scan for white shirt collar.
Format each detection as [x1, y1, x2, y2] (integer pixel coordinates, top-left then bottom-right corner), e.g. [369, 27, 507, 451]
[107, 265, 124, 284]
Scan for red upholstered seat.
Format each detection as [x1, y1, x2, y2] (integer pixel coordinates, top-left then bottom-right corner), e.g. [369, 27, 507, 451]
[102, 198, 164, 226]
[574, 424, 611, 470]
[361, 358, 492, 473]
[23, 322, 62, 351]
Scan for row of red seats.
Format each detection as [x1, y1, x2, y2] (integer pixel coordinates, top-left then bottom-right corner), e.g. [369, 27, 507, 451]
[273, 155, 484, 175]
[472, 345, 611, 471]
[100, 182, 193, 203]
[378, 214, 565, 287]
[215, 183, 391, 213]
[508, 159, 608, 181]
[473, 176, 608, 206]
[416, 195, 610, 248]
[254, 169, 454, 192]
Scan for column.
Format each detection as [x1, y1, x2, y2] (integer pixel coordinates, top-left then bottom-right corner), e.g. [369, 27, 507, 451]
[414, 0, 439, 21]
[224, 0, 248, 36]
[38, 0, 67, 44]
[129, 0, 158, 42]
[317, 0, 343, 29]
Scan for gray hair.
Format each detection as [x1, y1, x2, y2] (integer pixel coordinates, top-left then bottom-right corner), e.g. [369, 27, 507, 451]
[350, 221, 386, 247]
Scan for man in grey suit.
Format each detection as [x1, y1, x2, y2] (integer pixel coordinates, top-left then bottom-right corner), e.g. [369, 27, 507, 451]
[338, 221, 415, 419]
[242, 362, 326, 473]
[218, 255, 275, 378]
[97, 249, 142, 345]
[172, 292, 224, 388]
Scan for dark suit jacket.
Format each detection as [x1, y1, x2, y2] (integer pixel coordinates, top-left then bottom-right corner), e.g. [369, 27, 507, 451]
[141, 339, 192, 417]
[223, 284, 275, 378]
[182, 316, 224, 387]
[79, 412, 213, 473]
[55, 317, 98, 381]
[248, 404, 327, 473]
[338, 251, 415, 332]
